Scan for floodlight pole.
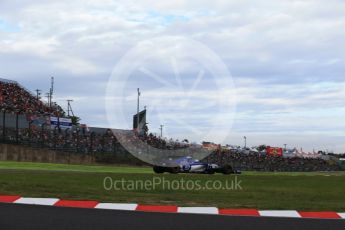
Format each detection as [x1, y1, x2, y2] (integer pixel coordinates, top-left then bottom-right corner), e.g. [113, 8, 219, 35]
[45, 93, 51, 107]
[159, 125, 164, 137]
[137, 88, 140, 132]
[244, 136, 247, 148]
[50, 77, 54, 108]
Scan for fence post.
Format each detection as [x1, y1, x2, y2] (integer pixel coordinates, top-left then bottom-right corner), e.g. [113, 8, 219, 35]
[16, 112, 19, 144]
[2, 110, 6, 141]
[64, 128, 70, 151]
[90, 132, 94, 154]
[41, 123, 46, 147]
[76, 128, 80, 153]
[28, 120, 33, 143]
[54, 126, 58, 150]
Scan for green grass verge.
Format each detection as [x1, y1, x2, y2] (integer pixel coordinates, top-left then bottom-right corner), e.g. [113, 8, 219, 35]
[0, 161, 152, 173]
[0, 161, 344, 211]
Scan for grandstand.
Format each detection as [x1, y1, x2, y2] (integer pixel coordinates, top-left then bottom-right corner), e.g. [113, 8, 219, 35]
[204, 149, 342, 172]
[0, 78, 64, 116]
[0, 78, 343, 172]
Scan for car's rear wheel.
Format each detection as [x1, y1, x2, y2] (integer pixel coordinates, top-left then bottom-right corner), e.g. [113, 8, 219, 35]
[153, 166, 165, 174]
[206, 169, 215, 174]
[222, 165, 234, 175]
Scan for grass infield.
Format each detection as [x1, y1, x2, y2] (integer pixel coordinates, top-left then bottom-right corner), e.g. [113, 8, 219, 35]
[0, 161, 344, 211]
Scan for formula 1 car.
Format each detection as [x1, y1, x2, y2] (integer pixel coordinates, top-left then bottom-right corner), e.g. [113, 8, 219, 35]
[152, 156, 241, 175]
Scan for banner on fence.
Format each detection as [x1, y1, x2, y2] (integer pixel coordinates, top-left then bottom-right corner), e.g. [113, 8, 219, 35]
[50, 117, 72, 129]
[266, 146, 283, 157]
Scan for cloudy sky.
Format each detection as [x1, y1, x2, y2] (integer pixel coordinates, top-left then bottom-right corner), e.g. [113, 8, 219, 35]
[1, 0, 345, 152]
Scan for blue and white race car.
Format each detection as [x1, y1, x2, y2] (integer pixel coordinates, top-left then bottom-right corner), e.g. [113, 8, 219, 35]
[153, 156, 240, 175]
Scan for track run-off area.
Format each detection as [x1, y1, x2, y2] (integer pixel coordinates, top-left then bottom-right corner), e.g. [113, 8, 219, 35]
[0, 161, 345, 211]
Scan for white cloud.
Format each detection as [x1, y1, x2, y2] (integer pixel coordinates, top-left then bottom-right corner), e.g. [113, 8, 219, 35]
[54, 56, 103, 75]
[1, 0, 345, 152]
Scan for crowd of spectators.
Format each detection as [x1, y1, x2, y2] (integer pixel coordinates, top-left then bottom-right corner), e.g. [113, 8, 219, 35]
[204, 149, 342, 172]
[4, 127, 123, 155]
[0, 80, 64, 116]
[138, 132, 189, 150]
[1, 124, 342, 171]
[0, 79, 343, 171]
[2, 123, 188, 155]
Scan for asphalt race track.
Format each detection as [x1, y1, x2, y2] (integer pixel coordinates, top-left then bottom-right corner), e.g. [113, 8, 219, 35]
[0, 203, 344, 230]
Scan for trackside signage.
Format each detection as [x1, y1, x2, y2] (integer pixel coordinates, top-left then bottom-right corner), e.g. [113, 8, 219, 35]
[50, 117, 72, 129]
